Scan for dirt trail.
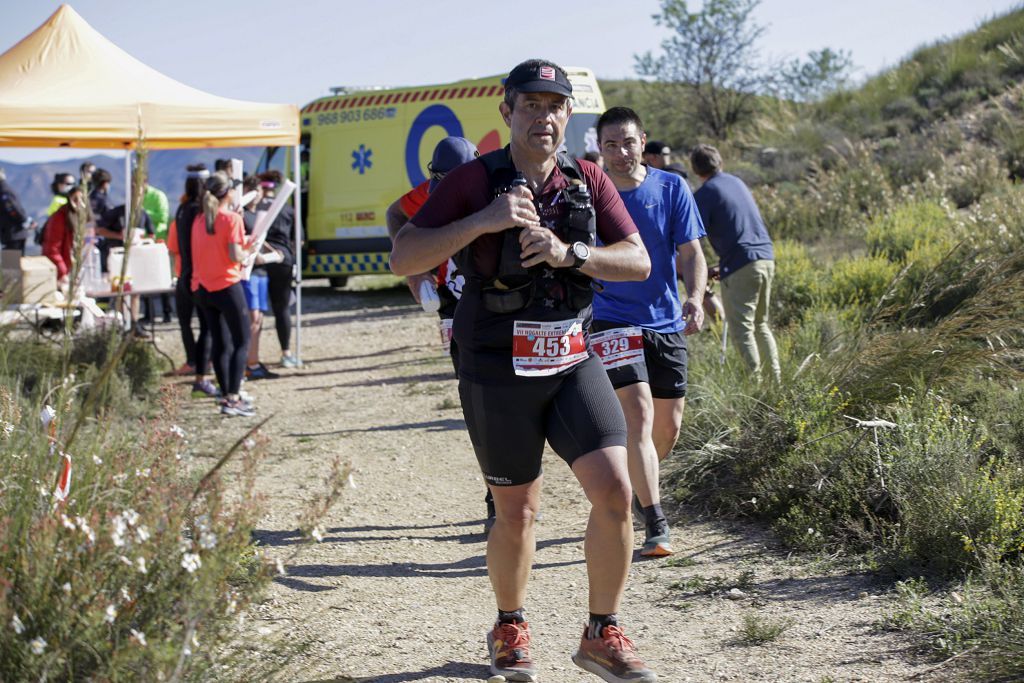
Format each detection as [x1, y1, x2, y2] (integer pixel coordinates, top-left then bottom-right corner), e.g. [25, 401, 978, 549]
[176, 282, 932, 682]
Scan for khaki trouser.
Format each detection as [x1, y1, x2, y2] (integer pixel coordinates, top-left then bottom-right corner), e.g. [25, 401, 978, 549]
[720, 259, 781, 381]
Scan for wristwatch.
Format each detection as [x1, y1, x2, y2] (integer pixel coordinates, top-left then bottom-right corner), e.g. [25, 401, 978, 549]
[569, 241, 590, 270]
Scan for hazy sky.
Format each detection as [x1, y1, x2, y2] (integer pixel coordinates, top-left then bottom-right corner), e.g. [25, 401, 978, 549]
[0, 0, 1019, 163]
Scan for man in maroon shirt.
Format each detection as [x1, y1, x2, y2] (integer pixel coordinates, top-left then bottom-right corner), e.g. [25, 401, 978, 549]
[391, 60, 656, 683]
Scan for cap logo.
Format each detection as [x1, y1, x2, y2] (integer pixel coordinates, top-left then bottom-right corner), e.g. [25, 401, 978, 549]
[539, 66, 555, 81]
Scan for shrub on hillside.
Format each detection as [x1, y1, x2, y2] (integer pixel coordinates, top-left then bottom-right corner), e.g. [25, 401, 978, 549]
[0, 386, 274, 680]
[865, 199, 955, 262]
[821, 255, 901, 313]
[770, 240, 818, 327]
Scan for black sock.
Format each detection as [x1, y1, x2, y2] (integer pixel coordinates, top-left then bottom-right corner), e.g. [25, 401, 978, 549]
[586, 613, 617, 639]
[498, 608, 525, 624]
[642, 504, 666, 528]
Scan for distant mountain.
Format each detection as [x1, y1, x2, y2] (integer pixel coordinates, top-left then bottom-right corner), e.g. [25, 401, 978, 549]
[0, 148, 264, 221]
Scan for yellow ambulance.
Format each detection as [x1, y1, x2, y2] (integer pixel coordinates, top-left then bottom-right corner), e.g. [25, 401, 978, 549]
[259, 68, 605, 286]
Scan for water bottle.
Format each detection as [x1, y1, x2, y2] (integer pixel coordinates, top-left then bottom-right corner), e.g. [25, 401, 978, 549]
[418, 279, 440, 313]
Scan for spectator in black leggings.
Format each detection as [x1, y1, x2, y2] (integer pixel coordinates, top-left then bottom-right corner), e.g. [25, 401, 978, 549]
[168, 164, 216, 396]
[257, 170, 299, 368]
[191, 171, 256, 417]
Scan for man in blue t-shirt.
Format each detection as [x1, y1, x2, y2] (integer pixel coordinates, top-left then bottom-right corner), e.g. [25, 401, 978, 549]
[690, 144, 781, 382]
[593, 107, 708, 557]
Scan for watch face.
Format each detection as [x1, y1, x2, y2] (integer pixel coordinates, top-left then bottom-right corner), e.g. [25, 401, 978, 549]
[573, 242, 590, 259]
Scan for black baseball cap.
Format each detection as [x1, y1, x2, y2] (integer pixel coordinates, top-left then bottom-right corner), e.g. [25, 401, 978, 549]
[644, 140, 671, 156]
[505, 60, 572, 97]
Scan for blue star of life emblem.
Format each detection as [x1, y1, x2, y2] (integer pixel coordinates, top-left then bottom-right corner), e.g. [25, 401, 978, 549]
[351, 144, 373, 174]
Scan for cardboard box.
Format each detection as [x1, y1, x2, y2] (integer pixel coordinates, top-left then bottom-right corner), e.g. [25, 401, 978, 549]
[1, 251, 58, 305]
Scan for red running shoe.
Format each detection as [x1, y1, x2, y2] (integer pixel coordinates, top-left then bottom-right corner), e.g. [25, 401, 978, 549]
[487, 620, 537, 682]
[572, 623, 657, 682]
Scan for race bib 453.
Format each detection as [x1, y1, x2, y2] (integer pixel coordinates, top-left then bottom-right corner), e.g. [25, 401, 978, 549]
[512, 318, 588, 377]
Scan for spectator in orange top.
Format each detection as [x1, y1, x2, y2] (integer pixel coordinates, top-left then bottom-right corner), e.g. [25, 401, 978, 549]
[191, 171, 256, 417]
[42, 184, 89, 288]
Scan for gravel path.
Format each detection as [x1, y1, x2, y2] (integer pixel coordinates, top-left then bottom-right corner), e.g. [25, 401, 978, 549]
[174, 280, 932, 682]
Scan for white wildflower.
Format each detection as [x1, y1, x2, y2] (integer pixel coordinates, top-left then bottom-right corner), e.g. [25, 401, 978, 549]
[119, 555, 133, 567]
[30, 637, 46, 654]
[310, 525, 324, 543]
[120, 587, 131, 603]
[135, 468, 150, 478]
[243, 438, 256, 450]
[194, 514, 210, 532]
[60, 514, 76, 531]
[10, 614, 24, 634]
[105, 604, 117, 624]
[275, 558, 286, 576]
[75, 517, 95, 545]
[130, 628, 147, 646]
[225, 597, 238, 615]
[62, 582, 71, 594]
[169, 424, 186, 439]
[113, 473, 128, 485]
[135, 525, 150, 543]
[111, 517, 128, 547]
[123, 509, 139, 526]
[181, 553, 201, 574]
[178, 537, 193, 554]
[199, 531, 217, 550]
[92, 454, 103, 465]
[136, 556, 148, 574]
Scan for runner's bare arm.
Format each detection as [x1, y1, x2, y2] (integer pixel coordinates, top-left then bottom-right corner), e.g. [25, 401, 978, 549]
[385, 199, 408, 243]
[676, 239, 708, 334]
[519, 228, 650, 282]
[390, 187, 540, 276]
[386, 199, 434, 302]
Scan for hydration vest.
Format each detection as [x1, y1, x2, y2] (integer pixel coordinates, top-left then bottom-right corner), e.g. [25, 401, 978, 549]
[456, 146, 597, 314]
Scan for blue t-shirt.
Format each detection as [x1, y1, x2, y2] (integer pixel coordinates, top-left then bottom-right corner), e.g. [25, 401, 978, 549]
[593, 167, 706, 333]
[692, 172, 773, 278]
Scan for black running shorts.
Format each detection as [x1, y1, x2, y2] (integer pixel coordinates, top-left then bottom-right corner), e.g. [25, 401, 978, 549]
[458, 354, 627, 487]
[591, 320, 688, 399]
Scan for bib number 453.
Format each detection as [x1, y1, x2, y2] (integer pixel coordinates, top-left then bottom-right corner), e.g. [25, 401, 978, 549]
[512, 319, 588, 377]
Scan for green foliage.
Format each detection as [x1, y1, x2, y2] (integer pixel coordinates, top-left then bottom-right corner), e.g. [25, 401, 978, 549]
[635, 0, 765, 140]
[888, 560, 1024, 680]
[0, 384, 275, 681]
[818, 7, 1024, 137]
[865, 200, 954, 262]
[820, 255, 900, 311]
[769, 240, 817, 327]
[736, 613, 795, 645]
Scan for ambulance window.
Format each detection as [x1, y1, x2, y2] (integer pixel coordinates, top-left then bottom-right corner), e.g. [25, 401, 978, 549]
[563, 113, 600, 159]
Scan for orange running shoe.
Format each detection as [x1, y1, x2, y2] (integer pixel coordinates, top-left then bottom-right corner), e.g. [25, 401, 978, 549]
[572, 623, 657, 682]
[487, 620, 537, 682]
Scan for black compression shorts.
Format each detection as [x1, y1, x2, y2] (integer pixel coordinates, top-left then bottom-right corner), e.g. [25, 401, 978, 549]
[591, 320, 688, 399]
[458, 354, 627, 486]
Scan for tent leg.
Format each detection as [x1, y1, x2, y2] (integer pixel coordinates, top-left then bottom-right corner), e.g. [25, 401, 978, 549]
[293, 145, 303, 364]
[124, 150, 131, 231]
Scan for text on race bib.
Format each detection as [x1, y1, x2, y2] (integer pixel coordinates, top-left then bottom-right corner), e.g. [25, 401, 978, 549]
[591, 326, 645, 370]
[512, 318, 588, 377]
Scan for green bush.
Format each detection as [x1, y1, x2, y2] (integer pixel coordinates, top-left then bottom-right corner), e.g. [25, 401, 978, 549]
[0, 383, 276, 680]
[770, 240, 818, 327]
[865, 200, 955, 262]
[820, 255, 900, 311]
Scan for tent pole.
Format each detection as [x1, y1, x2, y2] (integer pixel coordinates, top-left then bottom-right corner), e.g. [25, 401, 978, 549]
[124, 150, 131, 230]
[293, 145, 303, 364]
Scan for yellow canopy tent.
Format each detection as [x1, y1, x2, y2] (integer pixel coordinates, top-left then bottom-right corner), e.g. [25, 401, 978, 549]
[0, 4, 306, 359]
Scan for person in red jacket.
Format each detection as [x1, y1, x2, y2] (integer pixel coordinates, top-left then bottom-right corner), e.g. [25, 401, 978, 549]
[42, 184, 89, 288]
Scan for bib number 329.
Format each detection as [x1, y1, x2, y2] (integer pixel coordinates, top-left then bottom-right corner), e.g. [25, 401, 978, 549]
[512, 319, 588, 377]
[590, 326, 644, 370]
